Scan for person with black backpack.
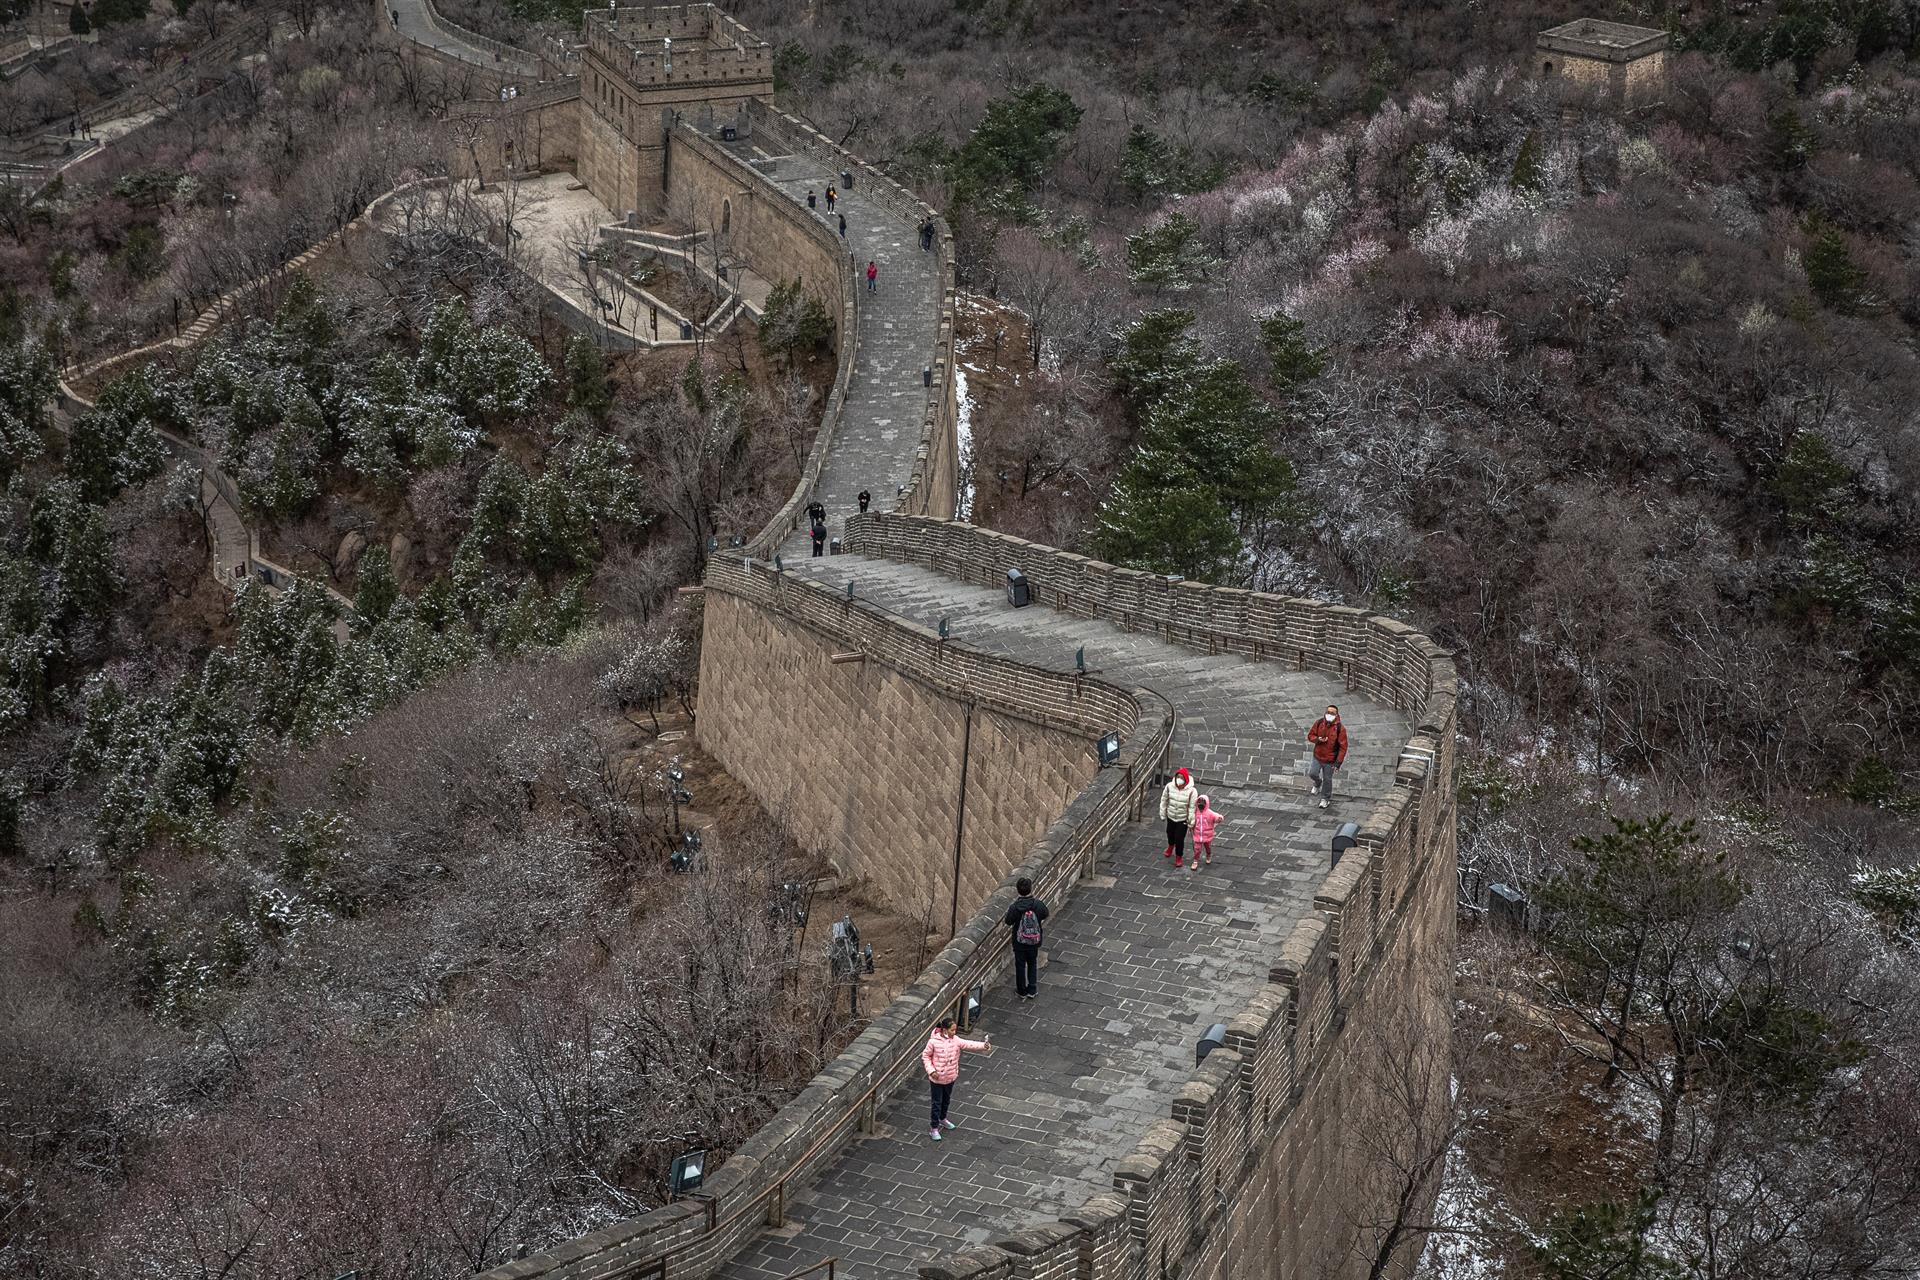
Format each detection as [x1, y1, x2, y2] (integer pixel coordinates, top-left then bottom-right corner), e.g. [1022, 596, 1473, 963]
[1004, 877, 1050, 1001]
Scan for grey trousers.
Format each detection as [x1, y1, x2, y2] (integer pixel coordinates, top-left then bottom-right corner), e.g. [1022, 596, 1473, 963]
[1310, 759, 1339, 798]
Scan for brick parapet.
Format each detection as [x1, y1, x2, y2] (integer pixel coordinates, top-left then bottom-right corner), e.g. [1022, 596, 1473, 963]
[584, 4, 772, 92]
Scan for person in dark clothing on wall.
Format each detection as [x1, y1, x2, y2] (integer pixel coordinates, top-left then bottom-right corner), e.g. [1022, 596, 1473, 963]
[1004, 878, 1050, 1000]
[806, 499, 828, 557]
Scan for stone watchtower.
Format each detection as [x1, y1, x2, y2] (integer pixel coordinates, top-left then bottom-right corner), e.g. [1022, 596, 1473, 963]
[1535, 19, 1670, 104]
[578, 3, 772, 219]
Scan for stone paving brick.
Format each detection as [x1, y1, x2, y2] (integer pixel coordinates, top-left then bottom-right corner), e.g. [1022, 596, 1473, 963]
[716, 555, 1408, 1280]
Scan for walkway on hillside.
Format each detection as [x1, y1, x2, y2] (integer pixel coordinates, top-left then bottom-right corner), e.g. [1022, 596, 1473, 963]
[714, 131, 943, 556]
[717, 554, 1409, 1280]
[387, 0, 541, 77]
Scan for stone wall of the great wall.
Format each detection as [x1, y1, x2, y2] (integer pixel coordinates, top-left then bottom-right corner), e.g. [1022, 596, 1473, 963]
[447, 83, 583, 184]
[698, 590, 1098, 926]
[844, 516, 1458, 1280]
[476, 559, 1173, 1280]
[479, 513, 1456, 1280]
[663, 116, 848, 327]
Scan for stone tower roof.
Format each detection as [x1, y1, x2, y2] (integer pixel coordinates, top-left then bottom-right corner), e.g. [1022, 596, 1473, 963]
[1536, 18, 1670, 63]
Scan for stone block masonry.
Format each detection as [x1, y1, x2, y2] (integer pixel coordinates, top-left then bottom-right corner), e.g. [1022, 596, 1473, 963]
[697, 591, 1099, 927]
[741, 533, 1453, 1280]
[1534, 18, 1669, 104]
[576, 2, 774, 217]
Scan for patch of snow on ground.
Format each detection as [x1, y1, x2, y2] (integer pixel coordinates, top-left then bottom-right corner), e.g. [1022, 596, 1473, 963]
[954, 363, 975, 520]
[1418, 1115, 1508, 1279]
[1418, 1073, 1539, 1278]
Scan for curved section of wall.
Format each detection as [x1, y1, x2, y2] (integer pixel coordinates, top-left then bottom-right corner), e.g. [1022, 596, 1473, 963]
[662, 117, 859, 560]
[475, 559, 1173, 1280]
[729, 101, 960, 524]
[665, 99, 958, 555]
[842, 516, 1458, 1280]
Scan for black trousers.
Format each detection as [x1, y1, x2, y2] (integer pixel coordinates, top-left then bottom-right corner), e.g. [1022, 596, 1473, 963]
[1013, 943, 1039, 996]
[1167, 818, 1189, 856]
[930, 1080, 954, 1128]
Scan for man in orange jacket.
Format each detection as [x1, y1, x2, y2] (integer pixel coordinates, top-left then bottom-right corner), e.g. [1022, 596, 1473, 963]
[1306, 704, 1348, 810]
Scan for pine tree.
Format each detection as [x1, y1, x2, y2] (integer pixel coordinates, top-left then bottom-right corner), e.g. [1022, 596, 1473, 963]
[1510, 129, 1544, 193]
[1803, 221, 1867, 312]
[1094, 312, 1298, 583]
[417, 300, 551, 423]
[0, 339, 56, 481]
[352, 546, 399, 623]
[1257, 314, 1326, 394]
[1124, 213, 1218, 288]
[564, 336, 614, 423]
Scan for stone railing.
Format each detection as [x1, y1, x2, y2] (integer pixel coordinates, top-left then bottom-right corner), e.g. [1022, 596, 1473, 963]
[731, 98, 960, 540]
[1, 11, 278, 193]
[476, 556, 1175, 1280]
[446, 75, 582, 119]
[839, 515, 1459, 1280]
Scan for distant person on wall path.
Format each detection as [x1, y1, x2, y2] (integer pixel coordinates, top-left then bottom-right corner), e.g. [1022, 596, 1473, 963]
[1190, 795, 1222, 869]
[825, 185, 837, 211]
[922, 1015, 991, 1140]
[1307, 705, 1348, 809]
[1004, 877, 1050, 1000]
[838, 213, 846, 239]
[807, 189, 816, 209]
[866, 260, 877, 292]
[807, 499, 827, 557]
[1160, 767, 1198, 867]
[920, 219, 935, 251]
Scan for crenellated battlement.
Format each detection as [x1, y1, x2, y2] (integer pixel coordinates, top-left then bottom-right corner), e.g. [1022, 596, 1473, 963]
[583, 3, 771, 90]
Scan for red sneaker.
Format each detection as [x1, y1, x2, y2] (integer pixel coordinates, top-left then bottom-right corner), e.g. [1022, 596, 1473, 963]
[1163, 846, 1173, 858]
[1174, 855, 1183, 867]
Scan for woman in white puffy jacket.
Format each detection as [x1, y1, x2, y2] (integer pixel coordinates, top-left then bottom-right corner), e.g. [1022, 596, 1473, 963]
[1159, 767, 1198, 866]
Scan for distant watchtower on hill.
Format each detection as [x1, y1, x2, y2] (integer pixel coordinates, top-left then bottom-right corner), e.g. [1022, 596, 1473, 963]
[579, 3, 773, 218]
[1535, 18, 1669, 104]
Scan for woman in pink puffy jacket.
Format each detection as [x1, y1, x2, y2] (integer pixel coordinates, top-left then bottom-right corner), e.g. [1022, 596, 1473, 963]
[921, 1015, 991, 1141]
[1190, 795, 1223, 870]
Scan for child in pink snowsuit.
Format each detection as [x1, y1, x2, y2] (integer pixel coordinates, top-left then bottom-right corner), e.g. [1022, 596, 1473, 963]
[1190, 795, 1222, 869]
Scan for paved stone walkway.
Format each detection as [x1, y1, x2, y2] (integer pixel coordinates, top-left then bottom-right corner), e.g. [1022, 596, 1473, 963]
[715, 133, 943, 558]
[388, 0, 542, 77]
[717, 555, 1407, 1280]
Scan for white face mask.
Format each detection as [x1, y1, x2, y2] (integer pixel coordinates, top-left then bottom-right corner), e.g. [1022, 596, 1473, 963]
[1325, 713, 1337, 722]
